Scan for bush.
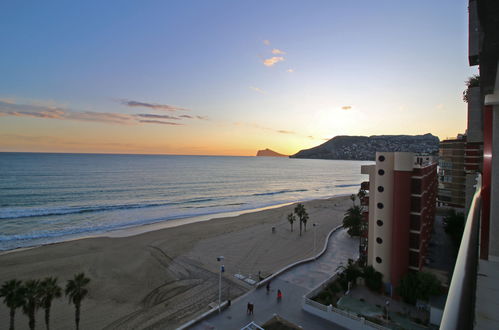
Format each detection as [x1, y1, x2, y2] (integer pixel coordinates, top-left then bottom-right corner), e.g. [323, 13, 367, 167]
[363, 266, 383, 292]
[397, 271, 441, 305]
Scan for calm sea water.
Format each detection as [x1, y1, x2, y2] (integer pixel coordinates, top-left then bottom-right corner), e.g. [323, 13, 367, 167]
[0, 153, 370, 251]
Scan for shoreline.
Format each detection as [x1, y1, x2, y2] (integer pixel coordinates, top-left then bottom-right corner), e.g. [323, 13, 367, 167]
[0, 194, 353, 329]
[0, 193, 354, 255]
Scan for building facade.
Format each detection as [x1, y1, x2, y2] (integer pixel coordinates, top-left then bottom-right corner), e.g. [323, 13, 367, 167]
[438, 136, 466, 209]
[360, 152, 438, 296]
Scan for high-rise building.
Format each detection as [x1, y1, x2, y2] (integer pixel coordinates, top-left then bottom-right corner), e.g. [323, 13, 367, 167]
[438, 135, 466, 209]
[360, 152, 438, 296]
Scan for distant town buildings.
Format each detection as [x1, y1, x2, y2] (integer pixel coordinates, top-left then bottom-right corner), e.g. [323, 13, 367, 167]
[360, 152, 438, 297]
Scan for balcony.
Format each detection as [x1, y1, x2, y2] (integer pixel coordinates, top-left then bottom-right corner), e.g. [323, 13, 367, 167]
[361, 181, 370, 191]
[440, 174, 484, 329]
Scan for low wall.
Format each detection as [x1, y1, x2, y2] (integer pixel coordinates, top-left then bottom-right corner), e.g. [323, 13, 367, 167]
[302, 265, 388, 330]
[302, 298, 384, 330]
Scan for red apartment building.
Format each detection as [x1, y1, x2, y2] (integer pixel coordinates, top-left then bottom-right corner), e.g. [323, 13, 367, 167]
[360, 152, 438, 296]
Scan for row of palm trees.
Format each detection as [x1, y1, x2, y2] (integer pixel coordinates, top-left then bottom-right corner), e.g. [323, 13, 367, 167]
[0, 272, 90, 330]
[287, 203, 309, 236]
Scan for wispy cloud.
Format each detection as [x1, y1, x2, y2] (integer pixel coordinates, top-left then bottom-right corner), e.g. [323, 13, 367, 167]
[249, 86, 266, 94]
[68, 111, 135, 124]
[119, 99, 188, 112]
[135, 113, 180, 120]
[0, 100, 190, 126]
[287, 68, 294, 73]
[271, 48, 286, 55]
[263, 40, 270, 46]
[263, 56, 285, 67]
[277, 130, 295, 134]
[138, 120, 184, 126]
[178, 114, 209, 120]
[341, 106, 352, 110]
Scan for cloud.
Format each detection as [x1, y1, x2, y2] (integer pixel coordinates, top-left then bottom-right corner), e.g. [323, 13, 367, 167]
[0, 100, 184, 126]
[178, 114, 209, 120]
[249, 86, 266, 94]
[436, 104, 444, 109]
[263, 40, 270, 46]
[1, 99, 212, 129]
[119, 99, 188, 112]
[136, 113, 180, 120]
[277, 130, 295, 134]
[67, 111, 135, 124]
[287, 68, 294, 73]
[138, 120, 184, 126]
[0, 101, 66, 119]
[271, 48, 286, 55]
[341, 106, 352, 110]
[263, 56, 285, 67]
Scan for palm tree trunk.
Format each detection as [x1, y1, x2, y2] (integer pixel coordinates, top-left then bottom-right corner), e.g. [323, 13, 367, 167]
[75, 302, 80, 330]
[299, 220, 302, 236]
[45, 305, 51, 330]
[29, 309, 35, 330]
[9, 308, 15, 330]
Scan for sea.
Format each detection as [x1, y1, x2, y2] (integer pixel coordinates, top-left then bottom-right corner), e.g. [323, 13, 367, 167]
[0, 153, 371, 251]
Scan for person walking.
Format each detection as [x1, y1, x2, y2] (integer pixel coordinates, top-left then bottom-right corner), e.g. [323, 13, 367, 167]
[266, 281, 271, 294]
[277, 289, 282, 302]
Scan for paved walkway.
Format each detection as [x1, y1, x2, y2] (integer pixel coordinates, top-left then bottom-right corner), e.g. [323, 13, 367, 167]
[190, 228, 359, 330]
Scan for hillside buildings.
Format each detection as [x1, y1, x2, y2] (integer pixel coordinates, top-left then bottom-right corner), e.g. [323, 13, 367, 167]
[360, 152, 437, 296]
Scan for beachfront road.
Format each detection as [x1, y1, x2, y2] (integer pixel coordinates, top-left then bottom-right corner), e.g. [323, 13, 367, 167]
[191, 228, 359, 329]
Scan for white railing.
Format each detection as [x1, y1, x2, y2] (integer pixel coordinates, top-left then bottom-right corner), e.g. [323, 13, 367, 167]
[440, 174, 482, 330]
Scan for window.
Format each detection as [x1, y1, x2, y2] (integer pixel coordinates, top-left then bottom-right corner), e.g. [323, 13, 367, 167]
[377, 186, 384, 192]
[377, 220, 383, 226]
[378, 169, 385, 175]
[378, 155, 385, 162]
[377, 203, 384, 209]
[376, 257, 382, 264]
[376, 237, 383, 244]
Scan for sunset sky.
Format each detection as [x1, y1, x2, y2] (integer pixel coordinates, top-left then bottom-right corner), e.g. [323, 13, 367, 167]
[0, 0, 477, 156]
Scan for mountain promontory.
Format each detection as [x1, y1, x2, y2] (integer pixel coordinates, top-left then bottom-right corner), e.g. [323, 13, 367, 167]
[256, 148, 288, 157]
[290, 133, 439, 160]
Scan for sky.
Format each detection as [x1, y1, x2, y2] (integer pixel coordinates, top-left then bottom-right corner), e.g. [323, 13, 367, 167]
[0, 0, 477, 156]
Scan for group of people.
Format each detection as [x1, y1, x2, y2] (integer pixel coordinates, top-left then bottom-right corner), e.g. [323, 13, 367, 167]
[246, 281, 282, 315]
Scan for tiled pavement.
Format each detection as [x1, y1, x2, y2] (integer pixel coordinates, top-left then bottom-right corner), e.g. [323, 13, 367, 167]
[190, 228, 359, 330]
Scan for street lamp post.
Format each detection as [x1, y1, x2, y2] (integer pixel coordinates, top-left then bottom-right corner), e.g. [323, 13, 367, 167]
[217, 256, 224, 312]
[313, 223, 317, 255]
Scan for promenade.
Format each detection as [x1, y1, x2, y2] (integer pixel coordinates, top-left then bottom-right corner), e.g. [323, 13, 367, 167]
[190, 228, 359, 329]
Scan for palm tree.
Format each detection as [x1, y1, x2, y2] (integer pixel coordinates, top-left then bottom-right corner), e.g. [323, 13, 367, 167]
[287, 213, 296, 232]
[294, 203, 309, 236]
[22, 280, 42, 330]
[0, 279, 25, 330]
[349, 194, 356, 206]
[40, 277, 62, 330]
[343, 205, 362, 236]
[65, 273, 90, 330]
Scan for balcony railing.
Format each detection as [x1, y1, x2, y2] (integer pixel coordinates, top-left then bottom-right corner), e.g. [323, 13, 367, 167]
[440, 174, 482, 330]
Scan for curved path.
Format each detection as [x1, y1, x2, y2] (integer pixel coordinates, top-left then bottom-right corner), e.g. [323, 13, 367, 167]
[190, 228, 359, 330]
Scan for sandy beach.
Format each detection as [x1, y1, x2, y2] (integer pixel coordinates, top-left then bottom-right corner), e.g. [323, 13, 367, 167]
[0, 195, 352, 330]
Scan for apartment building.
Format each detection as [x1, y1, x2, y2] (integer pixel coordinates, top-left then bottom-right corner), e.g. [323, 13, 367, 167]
[360, 152, 437, 296]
